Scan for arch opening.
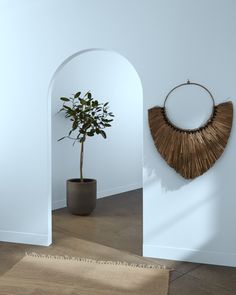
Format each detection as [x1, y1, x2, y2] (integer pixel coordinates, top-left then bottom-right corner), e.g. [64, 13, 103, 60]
[48, 49, 143, 223]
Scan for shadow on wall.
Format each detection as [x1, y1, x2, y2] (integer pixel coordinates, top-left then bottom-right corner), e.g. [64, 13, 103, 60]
[144, 83, 218, 192]
[144, 129, 189, 191]
[144, 109, 236, 266]
[49, 48, 143, 210]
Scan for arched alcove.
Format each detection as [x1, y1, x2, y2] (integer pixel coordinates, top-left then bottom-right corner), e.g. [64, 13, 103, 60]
[50, 49, 143, 210]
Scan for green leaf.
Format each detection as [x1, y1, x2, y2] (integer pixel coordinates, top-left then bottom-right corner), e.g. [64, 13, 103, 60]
[63, 105, 71, 110]
[72, 121, 78, 130]
[102, 118, 111, 122]
[104, 102, 109, 107]
[75, 105, 83, 112]
[74, 91, 81, 98]
[79, 98, 86, 105]
[57, 108, 64, 113]
[67, 109, 75, 116]
[60, 97, 70, 102]
[58, 136, 66, 141]
[87, 92, 92, 99]
[100, 130, 107, 139]
[104, 123, 111, 127]
[92, 100, 98, 107]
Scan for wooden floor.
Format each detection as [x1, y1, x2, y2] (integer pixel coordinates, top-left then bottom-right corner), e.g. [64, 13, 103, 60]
[54, 189, 236, 295]
[1, 189, 236, 294]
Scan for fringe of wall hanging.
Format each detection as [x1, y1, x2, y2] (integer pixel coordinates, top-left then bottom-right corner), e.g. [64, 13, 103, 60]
[148, 81, 233, 179]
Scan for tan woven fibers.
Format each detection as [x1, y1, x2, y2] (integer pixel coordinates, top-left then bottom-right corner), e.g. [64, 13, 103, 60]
[148, 102, 233, 179]
[0, 253, 169, 295]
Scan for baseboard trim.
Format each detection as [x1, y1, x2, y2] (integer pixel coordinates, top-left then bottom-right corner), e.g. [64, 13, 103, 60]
[97, 183, 142, 199]
[52, 183, 142, 210]
[52, 199, 67, 210]
[0, 229, 51, 246]
[143, 244, 236, 267]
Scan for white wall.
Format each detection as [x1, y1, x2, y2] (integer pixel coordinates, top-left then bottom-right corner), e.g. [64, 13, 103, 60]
[143, 1, 236, 267]
[1, 0, 236, 266]
[0, 0, 147, 246]
[51, 50, 142, 210]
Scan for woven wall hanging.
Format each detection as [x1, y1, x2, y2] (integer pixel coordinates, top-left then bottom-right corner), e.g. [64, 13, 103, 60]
[148, 80, 233, 179]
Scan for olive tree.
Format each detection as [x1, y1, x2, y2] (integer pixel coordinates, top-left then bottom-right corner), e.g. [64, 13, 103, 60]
[58, 91, 114, 182]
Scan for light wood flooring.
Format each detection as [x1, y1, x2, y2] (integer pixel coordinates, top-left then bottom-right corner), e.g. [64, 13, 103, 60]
[1, 189, 236, 294]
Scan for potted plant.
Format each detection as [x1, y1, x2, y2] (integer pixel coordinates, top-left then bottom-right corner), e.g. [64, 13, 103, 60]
[58, 91, 114, 215]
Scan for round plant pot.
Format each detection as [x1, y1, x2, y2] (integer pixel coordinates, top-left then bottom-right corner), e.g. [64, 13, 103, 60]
[67, 178, 97, 215]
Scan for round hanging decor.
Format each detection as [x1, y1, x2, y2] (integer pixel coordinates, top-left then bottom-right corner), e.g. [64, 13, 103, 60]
[148, 80, 233, 179]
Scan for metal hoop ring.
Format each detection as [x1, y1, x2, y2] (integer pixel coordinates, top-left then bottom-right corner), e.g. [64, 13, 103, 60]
[163, 80, 216, 131]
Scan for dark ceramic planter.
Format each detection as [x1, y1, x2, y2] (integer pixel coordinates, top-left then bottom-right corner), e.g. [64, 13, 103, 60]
[67, 178, 97, 215]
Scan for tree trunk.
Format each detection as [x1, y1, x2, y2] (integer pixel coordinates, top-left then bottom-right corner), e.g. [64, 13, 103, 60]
[80, 141, 84, 182]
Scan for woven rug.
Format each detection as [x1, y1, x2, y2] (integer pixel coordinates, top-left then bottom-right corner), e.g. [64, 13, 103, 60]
[0, 253, 169, 295]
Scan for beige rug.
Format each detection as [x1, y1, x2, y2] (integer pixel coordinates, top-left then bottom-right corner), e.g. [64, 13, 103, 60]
[0, 253, 169, 295]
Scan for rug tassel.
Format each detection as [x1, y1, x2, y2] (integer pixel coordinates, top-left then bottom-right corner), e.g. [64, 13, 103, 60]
[25, 252, 168, 270]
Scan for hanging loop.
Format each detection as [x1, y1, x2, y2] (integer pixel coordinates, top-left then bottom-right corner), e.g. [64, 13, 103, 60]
[163, 80, 216, 131]
[163, 80, 215, 109]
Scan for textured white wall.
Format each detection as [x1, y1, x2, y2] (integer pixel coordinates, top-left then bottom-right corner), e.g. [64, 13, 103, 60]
[0, 0, 236, 267]
[51, 50, 142, 210]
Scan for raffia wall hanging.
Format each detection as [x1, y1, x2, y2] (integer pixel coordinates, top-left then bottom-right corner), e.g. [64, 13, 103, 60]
[148, 80, 233, 179]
